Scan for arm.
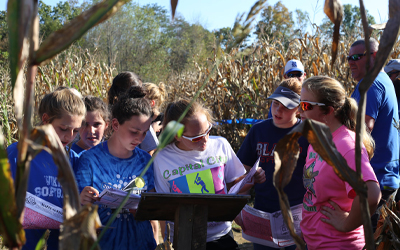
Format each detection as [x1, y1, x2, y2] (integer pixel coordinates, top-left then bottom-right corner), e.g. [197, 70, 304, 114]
[320, 180, 381, 232]
[365, 115, 375, 132]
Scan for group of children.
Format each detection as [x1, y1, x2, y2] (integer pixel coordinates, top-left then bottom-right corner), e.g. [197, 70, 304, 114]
[8, 67, 381, 250]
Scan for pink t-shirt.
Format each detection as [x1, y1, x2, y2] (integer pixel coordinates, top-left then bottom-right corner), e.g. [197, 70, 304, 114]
[301, 125, 378, 250]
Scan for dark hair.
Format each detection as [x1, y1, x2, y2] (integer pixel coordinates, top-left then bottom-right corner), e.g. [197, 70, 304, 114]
[108, 71, 143, 105]
[83, 96, 110, 123]
[112, 86, 153, 124]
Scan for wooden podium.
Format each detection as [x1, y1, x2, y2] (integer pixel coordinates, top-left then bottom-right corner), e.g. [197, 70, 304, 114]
[135, 193, 250, 250]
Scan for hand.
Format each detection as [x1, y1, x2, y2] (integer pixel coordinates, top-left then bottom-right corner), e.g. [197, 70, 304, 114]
[80, 186, 100, 205]
[234, 211, 245, 231]
[320, 200, 349, 232]
[253, 168, 266, 184]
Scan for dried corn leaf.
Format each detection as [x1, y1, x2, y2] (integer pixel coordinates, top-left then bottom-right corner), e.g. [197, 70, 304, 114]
[324, 0, 343, 67]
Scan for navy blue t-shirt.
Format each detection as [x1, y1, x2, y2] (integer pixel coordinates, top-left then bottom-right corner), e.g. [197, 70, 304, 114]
[237, 118, 308, 213]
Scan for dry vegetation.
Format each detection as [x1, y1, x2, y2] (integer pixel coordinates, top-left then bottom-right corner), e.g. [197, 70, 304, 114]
[2, 34, 400, 152]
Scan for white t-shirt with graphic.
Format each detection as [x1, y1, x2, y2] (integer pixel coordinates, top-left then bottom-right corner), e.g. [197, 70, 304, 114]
[154, 136, 246, 242]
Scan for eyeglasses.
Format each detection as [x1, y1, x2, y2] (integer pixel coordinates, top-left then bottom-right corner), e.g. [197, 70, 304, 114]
[346, 52, 373, 62]
[387, 71, 400, 77]
[300, 101, 326, 111]
[181, 123, 213, 142]
[287, 72, 303, 78]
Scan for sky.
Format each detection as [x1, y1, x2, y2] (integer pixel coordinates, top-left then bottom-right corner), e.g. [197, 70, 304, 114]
[0, 0, 390, 32]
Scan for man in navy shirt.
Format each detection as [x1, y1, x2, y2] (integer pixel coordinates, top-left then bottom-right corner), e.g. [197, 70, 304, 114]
[349, 38, 400, 229]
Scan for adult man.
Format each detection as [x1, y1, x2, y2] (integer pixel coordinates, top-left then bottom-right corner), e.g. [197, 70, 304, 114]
[349, 39, 400, 212]
[384, 59, 400, 117]
[267, 59, 306, 118]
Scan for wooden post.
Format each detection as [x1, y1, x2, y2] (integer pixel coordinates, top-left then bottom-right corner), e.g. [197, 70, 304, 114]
[174, 204, 208, 250]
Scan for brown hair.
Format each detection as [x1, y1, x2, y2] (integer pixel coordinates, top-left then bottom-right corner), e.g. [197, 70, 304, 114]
[279, 78, 302, 94]
[302, 76, 375, 159]
[83, 96, 110, 123]
[39, 87, 86, 124]
[108, 71, 143, 105]
[163, 99, 215, 143]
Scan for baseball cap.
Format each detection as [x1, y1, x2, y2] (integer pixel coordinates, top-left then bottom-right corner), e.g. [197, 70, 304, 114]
[285, 59, 304, 75]
[384, 59, 400, 72]
[267, 86, 300, 109]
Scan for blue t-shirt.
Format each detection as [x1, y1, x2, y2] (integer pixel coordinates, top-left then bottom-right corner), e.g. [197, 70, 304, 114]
[71, 142, 85, 155]
[237, 119, 308, 213]
[7, 142, 80, 250]
[351, 72, 400, 190]
[74, 142, 156, 250]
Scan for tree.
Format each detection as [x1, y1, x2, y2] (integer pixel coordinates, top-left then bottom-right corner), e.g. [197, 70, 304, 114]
[320, 4, 376, 39]
[254, 1, 294, 45]
[38, 0, 81, 40]
[294, 9, 309, 37]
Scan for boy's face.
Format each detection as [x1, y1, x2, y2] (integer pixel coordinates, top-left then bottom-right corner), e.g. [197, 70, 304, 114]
[270, 100, 298, 128]
[44, 113, 83, 147]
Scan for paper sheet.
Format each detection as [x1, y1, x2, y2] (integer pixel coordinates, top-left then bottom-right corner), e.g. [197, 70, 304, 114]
[95, 188, 141, 210]
[228, 158, 260, 194]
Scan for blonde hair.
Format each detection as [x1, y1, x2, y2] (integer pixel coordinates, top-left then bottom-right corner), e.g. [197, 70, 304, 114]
[39, 87, 86, 124]
[143, 82, 167, 112]
[163, 99, 215, 143]
[302, 76, 375, 159]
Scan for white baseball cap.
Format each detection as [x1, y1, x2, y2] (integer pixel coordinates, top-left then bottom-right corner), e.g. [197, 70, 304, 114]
[384, 59, 400, 73]
[285, 59, 304, 75]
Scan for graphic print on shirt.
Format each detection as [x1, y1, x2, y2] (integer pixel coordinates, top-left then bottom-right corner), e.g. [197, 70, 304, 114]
[256, 142, 276, 164]
[34, 175, 63, 199]
[168, 164, 226, 194]
[303, 152, 320, 212]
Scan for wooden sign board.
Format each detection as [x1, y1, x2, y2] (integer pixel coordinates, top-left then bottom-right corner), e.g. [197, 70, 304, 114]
[135, 192, 250, 221]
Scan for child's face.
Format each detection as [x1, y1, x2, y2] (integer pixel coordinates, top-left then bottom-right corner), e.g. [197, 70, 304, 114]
[113, 114, 152, 153]
[79, 111, 108, 149]
[299, 88, 325, 123]
[270, 100, 298, 128]
[44, 113, 83, 147]
[176, 112, 210, 151]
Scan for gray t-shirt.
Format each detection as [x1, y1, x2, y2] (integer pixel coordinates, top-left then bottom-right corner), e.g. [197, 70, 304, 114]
[138, 125, 158, 152]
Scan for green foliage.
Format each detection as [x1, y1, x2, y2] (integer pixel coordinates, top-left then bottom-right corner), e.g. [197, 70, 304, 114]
[254, 1, 294, 45]
[38, 0, 81, 40]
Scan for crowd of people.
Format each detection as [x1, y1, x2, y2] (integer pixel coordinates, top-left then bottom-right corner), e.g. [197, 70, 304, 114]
[7, 37, 400, 250]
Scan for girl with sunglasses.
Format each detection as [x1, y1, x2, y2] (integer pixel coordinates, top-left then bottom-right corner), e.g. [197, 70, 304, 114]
[153, 99, 265, 250]
[298, 76, 381, 249]
[236, 78, 309, 250]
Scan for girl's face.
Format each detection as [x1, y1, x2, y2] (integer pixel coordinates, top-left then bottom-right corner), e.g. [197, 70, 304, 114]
[270, 100, 299, 128]
[43, 113, 83, 147]
[78, 111, 108, 150]
[299, 88, 325, 123]
[113, 114, 152, 153]
[176, 112, 210, 151]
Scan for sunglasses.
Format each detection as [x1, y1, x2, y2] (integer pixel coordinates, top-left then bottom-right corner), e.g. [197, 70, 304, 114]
[181, 123, 213, 142]
[346, 52, 373, 62]
[300, 101, 326, 111]
[287, 72, 303, 78]
[387, 71, 400, 77]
